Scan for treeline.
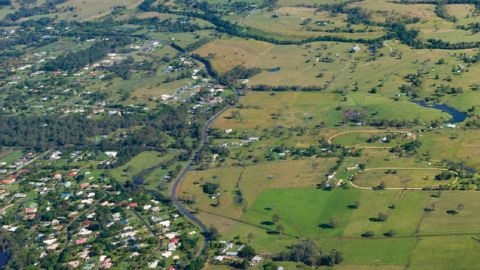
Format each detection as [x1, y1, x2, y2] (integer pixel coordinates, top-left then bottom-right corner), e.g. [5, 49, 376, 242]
[317, 2, 372, 25]
[457, 22, 480, 34]
[435, 3, 457, 22]
[191, 53, 218, 79]
[127, 16, 206, 33]
[396, 0, 480, 8]
[218, 65, 261, 86]
[44, 36, 131, 71]
[251, 84, 325, 91]
[139, 0, 385, 45]
[275, 240, 343, 267]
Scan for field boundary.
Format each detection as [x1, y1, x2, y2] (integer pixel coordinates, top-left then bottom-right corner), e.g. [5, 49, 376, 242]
[327, 129, 417, 147]
[348, 167, 459, 190]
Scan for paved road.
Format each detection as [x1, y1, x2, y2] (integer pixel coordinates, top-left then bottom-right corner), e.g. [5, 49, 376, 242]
[171, 89, 239, 254]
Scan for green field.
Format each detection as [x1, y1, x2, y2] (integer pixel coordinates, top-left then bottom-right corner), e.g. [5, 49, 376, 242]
[224, 188, 480, 269]
[0, 150, 22, 164]
[110, 150, 184, 186]
[212, 91, 448, 130]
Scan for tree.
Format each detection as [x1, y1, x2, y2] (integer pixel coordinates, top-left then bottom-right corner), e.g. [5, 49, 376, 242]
[272, 214, 280, 223]
[247, 232, 254, 244]
[276, 224, 284, 235]
[207, 225, 219, 240]
[377, 181, 386, 190]
[238, 245, 256, 260]
[262, 0, 278, 11]
[361, 231, 375, 238]
[384, 229, 396, 237]
[202, 182, 219, 195]
[457, 203, 465, 213]
[377, 212, 388, 222]
[262, 261, 277, 270]
[328, 218, 338, 228]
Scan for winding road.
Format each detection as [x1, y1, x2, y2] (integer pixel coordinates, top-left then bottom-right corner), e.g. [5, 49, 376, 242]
[170, 89, 239, 253]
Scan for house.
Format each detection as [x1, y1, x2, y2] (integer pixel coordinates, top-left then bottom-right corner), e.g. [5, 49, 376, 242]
[43, 238, 57, 246]
[129, 202, 138, 208]
[112, 213, 121, 221]
[159, 220, 171, 228]
[105, 151, 118, 158]
[251, 255, 263, 265]
[46, 243, 59, 250]
[222, 242, 234, 254]
[226, 252, 238, 257]
[78, 228, 92, 236]
[14, 193, 26, 198]
[76, 238, 88, 245]
[165, 232, 178, 239]
[101, 258, 112, 269]
[148, 260, 159, 268]
[79, 249, 89, 260]
[1, 179, 14, 185]
[80, 183, 89, 189]
[151, 216, 163, 223]
[67, 261, 80, 268]
[168, 242, 177, 251]
[161, 251, 172, 258]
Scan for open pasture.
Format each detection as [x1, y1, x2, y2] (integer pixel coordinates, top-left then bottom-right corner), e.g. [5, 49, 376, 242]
[349, 0, 436, 22]
[226, 188, 480, 269]
[110, 150, 182, 184]
[237, 6, 384, 41]
[353, 168, 449, 188]
[418, 129, 480, 170]
[179, 158, 337, 232]
[331, 130, 415, 148]
[57, 0, 143, 21]
[212, 91, 448, 130]
[195, 38, 353, 86]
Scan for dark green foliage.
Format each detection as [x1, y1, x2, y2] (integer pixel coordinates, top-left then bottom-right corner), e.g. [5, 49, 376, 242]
[218, 65, 262, 86]
[277, 240, 343, 266]
[202, 182, 219, 195]
[238, 245, 256, 259]
[435, 171, 455, 181]
[44, 36, 131, 71]
[400, 140, 422, 153]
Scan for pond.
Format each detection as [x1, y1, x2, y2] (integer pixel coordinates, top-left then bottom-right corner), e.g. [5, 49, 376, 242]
[416, 101, 467, 124]
[0, 249, 9, 269]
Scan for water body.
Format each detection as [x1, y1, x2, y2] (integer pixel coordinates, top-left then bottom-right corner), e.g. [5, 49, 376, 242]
[416, 101, 467, 124]
[0, 249, 9, 269]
